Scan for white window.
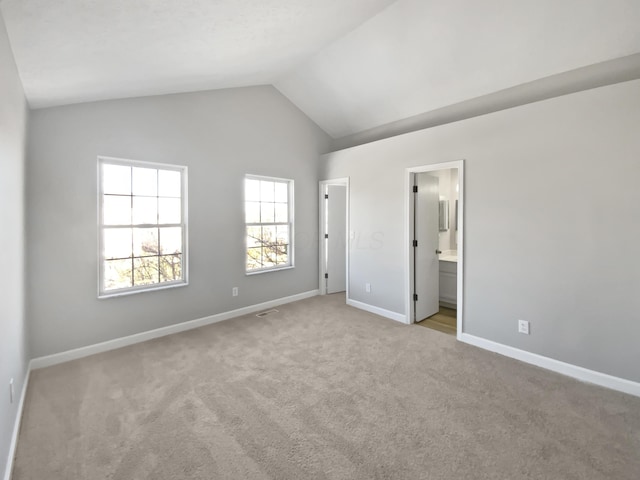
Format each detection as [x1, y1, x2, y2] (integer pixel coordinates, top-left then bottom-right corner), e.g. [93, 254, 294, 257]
[244, 175, 294, 273]
[98, 157, 187, 297]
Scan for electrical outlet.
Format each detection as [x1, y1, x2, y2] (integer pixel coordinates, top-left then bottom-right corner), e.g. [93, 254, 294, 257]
[232, 287, 238, 297]
[9, 378, 14, 404]
[365, 283, 371, 293]
[518, 320, 530, 335]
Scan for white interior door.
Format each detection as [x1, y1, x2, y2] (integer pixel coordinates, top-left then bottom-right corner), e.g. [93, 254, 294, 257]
[414, 173, 439, 321]
[326, 184, 347, 294]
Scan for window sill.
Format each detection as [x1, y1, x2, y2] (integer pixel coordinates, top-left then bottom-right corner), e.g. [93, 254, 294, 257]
[246, 265, 294, 276]
[98, 281, 188, 299]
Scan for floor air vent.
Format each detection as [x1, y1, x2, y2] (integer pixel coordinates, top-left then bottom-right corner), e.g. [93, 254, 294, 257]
[256, 309, 279, 318]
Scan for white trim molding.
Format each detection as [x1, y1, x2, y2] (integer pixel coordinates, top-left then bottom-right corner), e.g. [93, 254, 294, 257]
[346, 298, 407, 324]
[4, 366, 31, 480]
[460, 333, 640, 398]
[31, 290, 319, 370]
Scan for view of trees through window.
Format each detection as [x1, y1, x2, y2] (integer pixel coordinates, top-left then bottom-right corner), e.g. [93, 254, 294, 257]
[100, 159, 186, 295]
[245, 176, 292, 272]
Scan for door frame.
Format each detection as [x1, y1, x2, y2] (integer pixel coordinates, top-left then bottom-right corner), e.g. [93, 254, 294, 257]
[405, 161, 464, 339]
[319, 178, 350, 296]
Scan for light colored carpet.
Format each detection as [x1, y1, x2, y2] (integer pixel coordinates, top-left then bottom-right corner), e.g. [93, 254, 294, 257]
[12, 294, 640, 479]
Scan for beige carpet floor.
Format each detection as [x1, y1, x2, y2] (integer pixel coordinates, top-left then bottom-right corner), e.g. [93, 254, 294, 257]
[12, 294, 640, 479]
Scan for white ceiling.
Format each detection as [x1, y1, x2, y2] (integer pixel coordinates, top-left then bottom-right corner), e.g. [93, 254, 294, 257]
[275, 0, 640, 138]
[2, 0, 640, 139]
[0, 0, 396, 108]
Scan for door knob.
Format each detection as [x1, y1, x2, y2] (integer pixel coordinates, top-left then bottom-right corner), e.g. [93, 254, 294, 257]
[436, 250, 442, 254]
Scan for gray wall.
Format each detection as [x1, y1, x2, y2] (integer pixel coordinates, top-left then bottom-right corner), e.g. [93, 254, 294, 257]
[322, 80, 640, 383]
[27, 86, 331, 358]
[0, 11, 29, 478]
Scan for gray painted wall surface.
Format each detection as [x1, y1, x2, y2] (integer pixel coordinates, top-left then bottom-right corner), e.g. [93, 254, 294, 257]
[322, 80, 640, 383]
[0, 11, 29, 478]
[27, 86, 331, 358]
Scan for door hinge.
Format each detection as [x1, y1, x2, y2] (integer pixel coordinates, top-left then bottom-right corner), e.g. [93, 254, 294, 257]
[325, 233, 329, 239]
[412, 240, 418, 247]
[413, 185, 418, 193]
[325, 194, 329, 199]
[324, 273, 329, 279]
[413, 293, 418, 301]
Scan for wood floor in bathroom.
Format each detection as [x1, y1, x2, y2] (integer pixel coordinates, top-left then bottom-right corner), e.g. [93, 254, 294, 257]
[416, 307, 457, 335]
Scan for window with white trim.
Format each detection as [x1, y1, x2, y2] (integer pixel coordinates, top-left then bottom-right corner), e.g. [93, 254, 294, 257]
[98, 157, 187, 297]
[244, 175, 294, 273]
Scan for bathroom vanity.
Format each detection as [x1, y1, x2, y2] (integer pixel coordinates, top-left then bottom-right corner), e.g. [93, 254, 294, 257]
[438, 250, 457, 307]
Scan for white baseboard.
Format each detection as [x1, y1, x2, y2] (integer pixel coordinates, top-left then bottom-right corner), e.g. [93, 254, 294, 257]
[4, 365, 30, 480]
[31, 290, 319, 370]
[439, 295, 457, 306]
[459, 333, 640, 398]
[347, 298, 408, 324]
[439, 300, 457, 310]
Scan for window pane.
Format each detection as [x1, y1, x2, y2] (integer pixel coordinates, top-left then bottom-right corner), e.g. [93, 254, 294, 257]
[158, 197, 181, 224]
[247, 247, 262, 270]
[244, 176, 292, 273]
[132, 196, 157, 225]
[103, 228, 132, 260]
[276, 245, 288, 265]
[262, 225, 276, 245]
[160, 227, 182, 254]
[132, 167, 157, 196]
[133, 228, 159, 257]
[245, 179, 260, 202]
[133, 257, 159, 285]
[260, 181, 274, 202]
[274, 182, 287, 203]
[158, 170, 181, 197]
[276, 225, 289, 246]
[245, 202, 260, 223]
[275, 203, 288, 223]
[104, 259, 133, 290]
[262, 245, 277, 267]
[159, 254, 182, 282]
[102, 164, 131, 195]
[101, 160, 186, 295]
[246, 226, 261, 248]
[103, 195, 131, 225]
[260, 202, 275, 223]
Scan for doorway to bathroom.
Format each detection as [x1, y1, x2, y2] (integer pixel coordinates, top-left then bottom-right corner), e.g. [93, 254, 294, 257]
[406, 161, 464, 337]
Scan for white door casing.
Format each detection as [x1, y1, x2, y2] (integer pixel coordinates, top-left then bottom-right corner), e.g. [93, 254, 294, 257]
[405, 160, 463, 338]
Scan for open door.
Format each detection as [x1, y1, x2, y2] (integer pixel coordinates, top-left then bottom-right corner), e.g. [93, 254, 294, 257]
[414, 173, 440, 321]
[326, 184, 347, 293]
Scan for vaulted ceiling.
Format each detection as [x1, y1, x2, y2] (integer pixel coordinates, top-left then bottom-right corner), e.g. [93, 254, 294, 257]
[2, 0, 640, 140]
[0, 0, 395, 108]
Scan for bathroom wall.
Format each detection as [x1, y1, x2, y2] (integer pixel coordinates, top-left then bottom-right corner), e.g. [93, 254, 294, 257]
[431, 168, 458, 253]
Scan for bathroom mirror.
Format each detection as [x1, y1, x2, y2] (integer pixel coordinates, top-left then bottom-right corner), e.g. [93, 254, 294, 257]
[439, 200, 449, 231]
[455, 199, 458, 231]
